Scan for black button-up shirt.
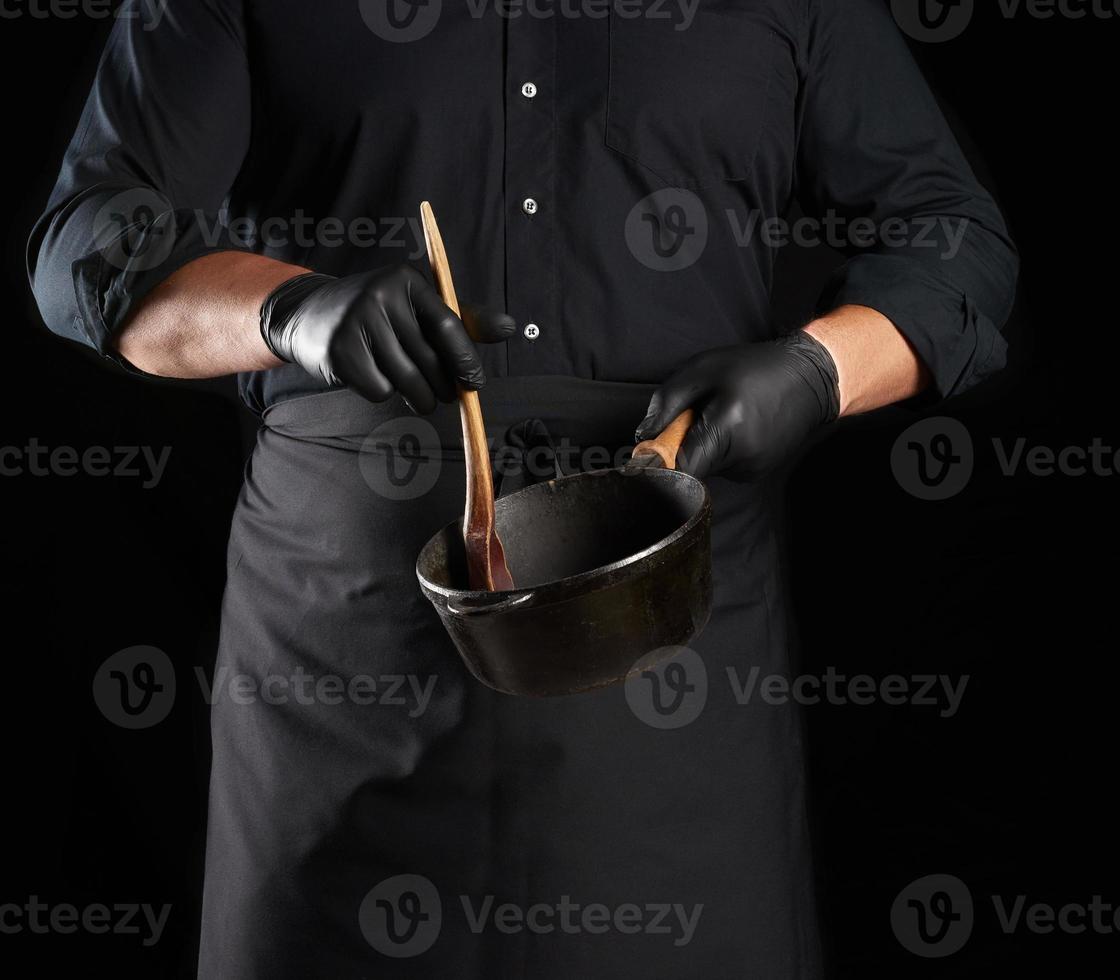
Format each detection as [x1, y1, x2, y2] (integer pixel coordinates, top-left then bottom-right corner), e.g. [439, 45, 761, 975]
[28, 0, 1017, 413]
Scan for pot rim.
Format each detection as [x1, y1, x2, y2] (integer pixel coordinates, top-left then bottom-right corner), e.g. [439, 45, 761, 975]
[415, 466, 711, 602]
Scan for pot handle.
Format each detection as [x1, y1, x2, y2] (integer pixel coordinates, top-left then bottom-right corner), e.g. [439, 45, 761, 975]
[632, 409, 695, 470]
[446, 591, 535, 617]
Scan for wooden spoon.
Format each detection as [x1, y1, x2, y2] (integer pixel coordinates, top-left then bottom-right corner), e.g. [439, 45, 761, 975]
[419, 201, 515, 591]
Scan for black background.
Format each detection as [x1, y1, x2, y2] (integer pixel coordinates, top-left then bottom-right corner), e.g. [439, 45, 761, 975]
[2, 3, 1116, 977]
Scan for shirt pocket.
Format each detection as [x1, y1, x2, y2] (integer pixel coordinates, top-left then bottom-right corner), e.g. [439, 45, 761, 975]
[606, 3, 779, 188]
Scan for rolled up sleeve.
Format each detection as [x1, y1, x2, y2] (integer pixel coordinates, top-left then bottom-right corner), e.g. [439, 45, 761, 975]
[26, 0, 252, 369]
[796, 0, 1019, 398]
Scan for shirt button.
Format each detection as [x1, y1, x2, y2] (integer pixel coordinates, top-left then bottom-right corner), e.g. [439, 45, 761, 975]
[522, 197, 538, 216]
[523, 322, 540, 341]
[521, 82, 537, 99]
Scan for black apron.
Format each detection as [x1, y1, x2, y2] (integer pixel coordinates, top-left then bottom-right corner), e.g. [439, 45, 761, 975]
[198, 377, 821, 978]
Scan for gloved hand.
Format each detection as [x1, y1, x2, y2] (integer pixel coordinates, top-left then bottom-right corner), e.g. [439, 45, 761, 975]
[635, 332, 841, 479]
[260, 264, 515, 414]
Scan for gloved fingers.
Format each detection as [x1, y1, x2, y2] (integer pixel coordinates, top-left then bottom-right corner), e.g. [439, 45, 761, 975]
[375, 291, 456, 405]
[407, 278, 487, 391]
[327, 323, 395, 405]
[401, 333, 454, 405]
[359, 301, 439, 415]
[676, 403, 733, 479]
[635, 354, 718, 442]
[461, 303, 517, 343]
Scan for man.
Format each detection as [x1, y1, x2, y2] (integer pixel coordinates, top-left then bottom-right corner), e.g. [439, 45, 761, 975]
[28, 0, 1016, 976]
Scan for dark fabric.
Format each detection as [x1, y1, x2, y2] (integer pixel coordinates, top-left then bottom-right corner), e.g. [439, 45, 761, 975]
[201, 377, 819, 978]
[29, 0, 1016, 407]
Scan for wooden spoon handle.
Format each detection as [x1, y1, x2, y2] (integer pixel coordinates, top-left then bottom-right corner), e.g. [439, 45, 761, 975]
[419, 201, 514, 591]
[632, 409, 695, 470]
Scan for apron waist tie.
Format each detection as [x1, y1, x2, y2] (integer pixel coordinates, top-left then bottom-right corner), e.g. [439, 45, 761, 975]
[261, 376, 659, 465]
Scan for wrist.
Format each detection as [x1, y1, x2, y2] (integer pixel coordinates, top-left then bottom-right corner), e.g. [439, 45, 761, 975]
[259, 272, 335, 363]
[802, 305, 931, 415]
[782, 331, 841, 424]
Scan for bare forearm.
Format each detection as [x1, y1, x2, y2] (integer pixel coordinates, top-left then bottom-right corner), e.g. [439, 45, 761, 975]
[114, 252, 308, 377]
[802, 305, 930, 417]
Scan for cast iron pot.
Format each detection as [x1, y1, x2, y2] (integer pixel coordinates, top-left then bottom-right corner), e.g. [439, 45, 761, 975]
[416, 414, 712, 697]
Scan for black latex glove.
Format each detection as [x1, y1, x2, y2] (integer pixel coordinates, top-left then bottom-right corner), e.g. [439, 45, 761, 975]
[635, 332, 841, 480]
[260, 264, 515, 414]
